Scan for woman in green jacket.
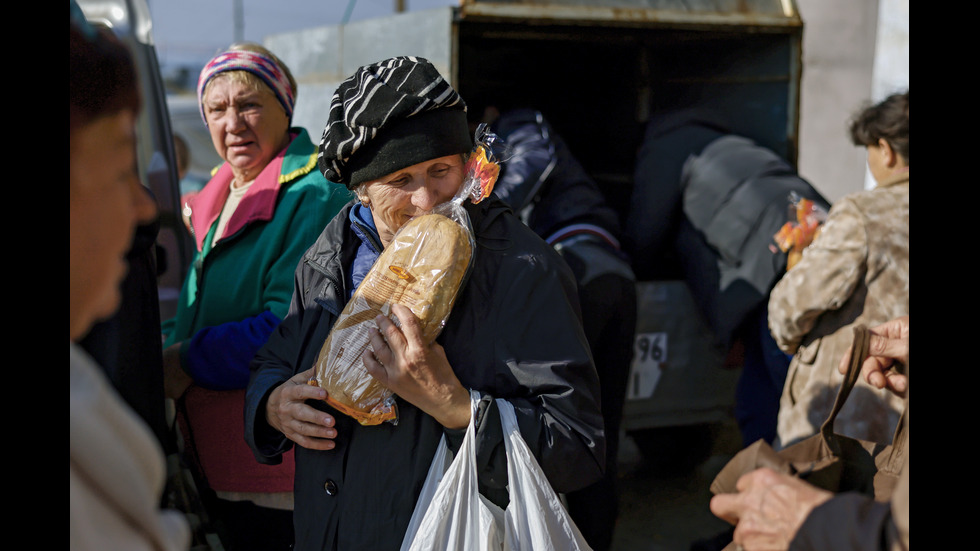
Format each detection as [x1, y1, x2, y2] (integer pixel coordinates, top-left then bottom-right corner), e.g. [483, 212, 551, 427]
[161, 42, 352, 551]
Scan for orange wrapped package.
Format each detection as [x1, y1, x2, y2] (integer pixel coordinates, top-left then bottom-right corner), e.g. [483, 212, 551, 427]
[773, 194, 828, 270]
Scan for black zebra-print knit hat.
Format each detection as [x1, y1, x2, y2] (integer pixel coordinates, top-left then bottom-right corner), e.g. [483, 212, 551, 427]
[317, 56, 472, 189]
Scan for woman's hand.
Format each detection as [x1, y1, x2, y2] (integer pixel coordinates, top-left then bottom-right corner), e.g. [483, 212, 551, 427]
[162, 343, 194, 399]
[362, 304, 471, 430]
[709, 467, 832, 551]
[266, 367, 338, 450]
[838, 315, 909, 397]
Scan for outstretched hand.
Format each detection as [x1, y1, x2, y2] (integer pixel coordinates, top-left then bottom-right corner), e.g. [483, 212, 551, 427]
[362, 303, 471, 430]
[838, 315, 909, 397]
[266, 367, 338, 451]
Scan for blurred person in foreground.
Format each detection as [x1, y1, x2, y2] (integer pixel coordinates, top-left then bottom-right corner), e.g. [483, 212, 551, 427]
[710, 315, 908, 550]
[768, 91, 909, 448]
[80, 124, 172, 455]
[70, 9, 189, 549]
[244, 56, 605, 550]
[161, 42, 352, 550]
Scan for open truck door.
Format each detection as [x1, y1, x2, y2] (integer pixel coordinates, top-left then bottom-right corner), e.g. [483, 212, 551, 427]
[266, 0, 804, 472]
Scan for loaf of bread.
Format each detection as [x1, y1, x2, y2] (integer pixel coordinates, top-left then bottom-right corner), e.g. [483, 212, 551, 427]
[313, 213, 473, 425]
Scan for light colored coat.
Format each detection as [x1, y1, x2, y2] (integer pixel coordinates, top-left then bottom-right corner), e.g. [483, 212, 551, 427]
[768, 171, 909, 447]
[791, 363, 909, 550]
[70, 343, 189, 551]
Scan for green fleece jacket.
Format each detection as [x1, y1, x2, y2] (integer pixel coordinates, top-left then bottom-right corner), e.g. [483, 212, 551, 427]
[163, 127, 352, 388]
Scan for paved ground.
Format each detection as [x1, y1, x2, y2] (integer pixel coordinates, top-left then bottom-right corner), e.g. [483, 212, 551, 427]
[608, 419, 742, 551]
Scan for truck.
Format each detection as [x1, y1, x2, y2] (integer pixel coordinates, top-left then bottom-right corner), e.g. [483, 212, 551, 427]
[264, 0, 804, 472]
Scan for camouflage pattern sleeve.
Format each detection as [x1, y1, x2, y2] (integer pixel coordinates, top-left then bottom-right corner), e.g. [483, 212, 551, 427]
[767, 198, 868, 354]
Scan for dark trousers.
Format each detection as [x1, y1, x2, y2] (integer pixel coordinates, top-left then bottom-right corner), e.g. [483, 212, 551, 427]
[200, 488, 295, 551]
[733, 308, 791, 447]
[564, 272, 638, 551]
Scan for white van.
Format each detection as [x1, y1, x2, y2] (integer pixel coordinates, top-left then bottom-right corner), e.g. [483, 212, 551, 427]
[76, 0, 192, 321]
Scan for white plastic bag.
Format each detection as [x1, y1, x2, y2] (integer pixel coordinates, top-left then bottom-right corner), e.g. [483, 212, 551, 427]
[401, 389, 504, 551]
[498, 399, 592, 550]
[401, 390, 592, 551]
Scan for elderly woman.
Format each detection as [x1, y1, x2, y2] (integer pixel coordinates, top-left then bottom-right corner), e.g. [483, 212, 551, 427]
[70, 10, 188, 549]
[244, 56, 605, 550]
[768, 90, 909, 448]
[162, 43, 352, 550]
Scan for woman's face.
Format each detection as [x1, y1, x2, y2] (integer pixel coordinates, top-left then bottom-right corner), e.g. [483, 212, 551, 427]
[865, 141, 890, 185]
[70, 111, 157, 340]
[203, 76, 290, 182]
[357, 155, 465, 246]
[865, 137, 906, 185]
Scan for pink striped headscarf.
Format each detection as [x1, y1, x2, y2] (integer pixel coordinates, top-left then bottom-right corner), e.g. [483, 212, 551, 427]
[197, 49, 295, 124]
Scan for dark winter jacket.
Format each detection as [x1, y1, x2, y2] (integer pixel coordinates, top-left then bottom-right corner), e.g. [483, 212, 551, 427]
[492, 108, 622, 248]
[628, 112, 829, 348]
[491, 108, 635, 291]
[625, 108, 731, 280]
[678, 134, 830, 348]
[245, 198, 605, 551]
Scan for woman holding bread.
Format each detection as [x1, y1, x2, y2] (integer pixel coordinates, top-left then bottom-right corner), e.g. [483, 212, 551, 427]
[244, 56, 605, 550]
[161, 43, 352, 550]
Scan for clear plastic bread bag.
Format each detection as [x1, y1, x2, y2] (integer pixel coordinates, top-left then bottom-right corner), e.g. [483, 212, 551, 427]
[310, 124, 504, 425]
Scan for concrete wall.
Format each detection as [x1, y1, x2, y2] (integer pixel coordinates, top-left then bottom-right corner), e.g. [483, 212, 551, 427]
[265, 8, 454, 142]
[795, 0, 909, 202]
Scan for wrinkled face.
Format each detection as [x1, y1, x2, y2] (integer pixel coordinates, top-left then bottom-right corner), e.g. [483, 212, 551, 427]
[203, 76, 290, 181]
[357, 155, 465, 247]
[70, 111, 157, 340]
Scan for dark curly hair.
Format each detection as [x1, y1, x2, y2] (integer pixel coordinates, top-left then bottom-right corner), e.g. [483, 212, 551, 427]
[849, 90, 909, 164]
[70, 17, 140, 133]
